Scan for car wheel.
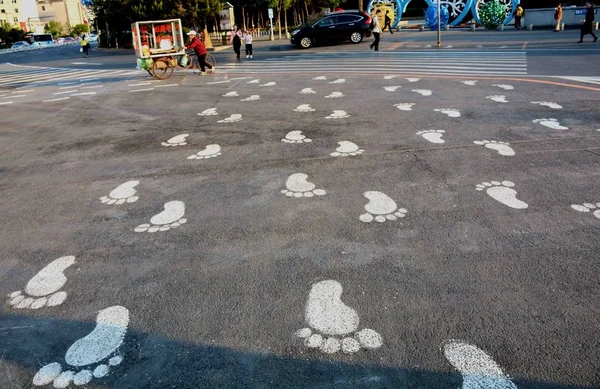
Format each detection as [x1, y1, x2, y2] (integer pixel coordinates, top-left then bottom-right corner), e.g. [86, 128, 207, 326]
[300, 37, 313, 49]
[350, 32, 363, 44]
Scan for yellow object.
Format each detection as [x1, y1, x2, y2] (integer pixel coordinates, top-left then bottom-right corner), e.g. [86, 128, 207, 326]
[80, 38, 88, 46]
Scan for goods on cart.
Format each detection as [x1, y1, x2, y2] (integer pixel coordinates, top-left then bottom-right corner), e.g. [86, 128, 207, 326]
[131, 19, 185, 59]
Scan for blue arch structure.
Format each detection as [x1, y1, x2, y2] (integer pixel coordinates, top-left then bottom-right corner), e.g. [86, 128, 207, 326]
[366, 0, 408, 29]
[424, 0, 474, 27]
[471, 0, 518, 26]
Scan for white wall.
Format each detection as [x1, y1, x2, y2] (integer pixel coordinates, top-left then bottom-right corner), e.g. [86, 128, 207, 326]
[523, 6, 598, 27]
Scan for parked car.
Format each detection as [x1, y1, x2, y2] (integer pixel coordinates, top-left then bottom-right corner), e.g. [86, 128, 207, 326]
[87, 34, 98, 42]
[63, 37, 77, 44]
[56, 37, 65, 44]
[290, 11, 372, 49]
[11, 41, 30, 49]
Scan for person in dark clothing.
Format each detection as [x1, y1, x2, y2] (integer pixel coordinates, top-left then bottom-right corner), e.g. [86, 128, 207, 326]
[229, 24, 242, 59]
[578, 2, 598, 43]
[514, 5, 524, 29]
[185, 30, 213, 74]
[383, 10, 394, 34]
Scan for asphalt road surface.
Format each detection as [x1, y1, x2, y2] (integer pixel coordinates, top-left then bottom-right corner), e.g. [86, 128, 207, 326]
[1, 31, 600, 389]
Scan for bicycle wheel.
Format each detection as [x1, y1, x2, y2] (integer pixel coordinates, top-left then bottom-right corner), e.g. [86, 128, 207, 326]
[205, 53, 216, 72]
[151, 59, 174, 80]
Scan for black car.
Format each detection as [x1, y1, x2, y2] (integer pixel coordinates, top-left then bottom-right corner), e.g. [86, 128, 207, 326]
[290, 11, 373, 49]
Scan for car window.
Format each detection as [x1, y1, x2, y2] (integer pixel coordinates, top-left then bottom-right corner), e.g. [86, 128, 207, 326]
[336, 15, 361, 24]
[316, 17, 334, 27]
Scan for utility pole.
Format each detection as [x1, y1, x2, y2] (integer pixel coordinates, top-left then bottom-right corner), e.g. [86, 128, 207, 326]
[437, 0, 441, 48]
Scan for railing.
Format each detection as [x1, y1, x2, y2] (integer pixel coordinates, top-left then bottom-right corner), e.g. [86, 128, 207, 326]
[206, 29, 281, 44]
[0, 41, 78, 55]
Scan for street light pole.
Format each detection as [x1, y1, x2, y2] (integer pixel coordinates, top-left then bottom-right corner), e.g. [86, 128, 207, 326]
[437, 0, 441, 47]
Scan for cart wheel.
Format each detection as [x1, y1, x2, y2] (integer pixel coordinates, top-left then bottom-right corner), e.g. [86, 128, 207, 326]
[205, 53, 216, 73]
[151, 59, 174, 80]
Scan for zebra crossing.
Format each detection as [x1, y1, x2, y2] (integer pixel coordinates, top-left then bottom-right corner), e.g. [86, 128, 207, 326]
[0, 63, 138, 88]
[556, 76, 600, 85]
[218, 51, 528, 76]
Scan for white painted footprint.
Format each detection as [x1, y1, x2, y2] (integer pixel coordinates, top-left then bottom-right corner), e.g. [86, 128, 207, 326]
[571, 202, 600, 219]
[531, 101, 563, 109]
[383, 75, 398, 79]
[161, 134, 188, 147]
[281, 173, 326, 198]
[532, 118, 568, 130]
[476, 181, 528, 209]
[325, 91, 344, 98]
[417, 130, 445, 144]
[198, 108, 217, 116]
[473, 140, 515, 156]
[486, 95, 508, 103]
[300, 88, 316, 94]
[295, 280, 383, 354]
[294, 104, 315, 112]
[434, 108, 461, 117]
[461, 80, 477, 86]
[443, 340, 518, 389]
[218, 114, 242, 123]
[325, 110, 349, 119]
[313, 76, 327, 80]
[188, 144, 221, 159]
[406, 77, 420, 82]
[33, 306, 129, 388]
[247, 79, 260, 84]
[330, 141, 364, 157]
[394, 103, 415, 111]
[134, 201, 187, 233]
[100, 180, 139, 205]
[413, 89, 432, 96]
[383, 86, 402, 92]
[259, 81, 276, 87]
[223, 91, 239, 97]
[359, 191, 407, 223]
[282, 131, 312, 143]
[8, 256, 75, 310]
[241, 95, 260, 101]
[329, 78, 345, 84]
[493, 84, 514, 90]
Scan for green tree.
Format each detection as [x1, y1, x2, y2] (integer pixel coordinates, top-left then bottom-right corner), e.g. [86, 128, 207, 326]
[70, 23, 90, 37]
[45, 20, 65, 37]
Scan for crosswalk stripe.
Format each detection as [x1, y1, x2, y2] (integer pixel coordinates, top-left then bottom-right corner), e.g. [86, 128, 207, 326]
[219, 51, 528, 76]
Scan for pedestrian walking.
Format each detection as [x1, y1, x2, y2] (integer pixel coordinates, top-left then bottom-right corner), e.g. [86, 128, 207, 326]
[369, 10, 382, 51]
[514, 4, 524, 29]
[554, 3, 563, 32]
[383, 10, 394, 34]
[243, 30, 253, 58]
[578, 2, 598, 43]
[229, 24, 242, 60]
[80, 35, 89, 57]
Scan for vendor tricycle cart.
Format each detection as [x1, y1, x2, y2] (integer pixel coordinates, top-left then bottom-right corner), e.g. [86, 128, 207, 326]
[132, 19, 186, 79]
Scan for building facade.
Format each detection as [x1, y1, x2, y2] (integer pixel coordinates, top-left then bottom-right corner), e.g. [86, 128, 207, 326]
[0, 0, 43, 32]
[37, 0, 84, 28]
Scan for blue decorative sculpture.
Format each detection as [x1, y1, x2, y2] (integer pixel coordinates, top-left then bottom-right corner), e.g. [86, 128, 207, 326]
[422, 0, 518, 27]
[425, 4, 450, 28]
[471, 0, 518, 26]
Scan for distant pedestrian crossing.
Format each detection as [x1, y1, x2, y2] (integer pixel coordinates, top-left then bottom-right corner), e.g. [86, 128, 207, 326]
[556, 76, 600, 85]
[219, 51, 528, 76]
[0, 63, 138, 88]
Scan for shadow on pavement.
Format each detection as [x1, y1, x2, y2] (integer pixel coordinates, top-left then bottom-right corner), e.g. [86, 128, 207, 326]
[0, 313, 594, 388]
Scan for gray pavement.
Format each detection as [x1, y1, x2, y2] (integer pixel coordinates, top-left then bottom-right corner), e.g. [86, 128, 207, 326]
[1, 30, 600, 389]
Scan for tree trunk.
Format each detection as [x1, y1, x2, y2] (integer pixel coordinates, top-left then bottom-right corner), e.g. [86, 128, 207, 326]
[277, 6, 282, 39]
[304, 1, 309, 21]
[284, 7, 288, 36]
[242, 6, 246, 30]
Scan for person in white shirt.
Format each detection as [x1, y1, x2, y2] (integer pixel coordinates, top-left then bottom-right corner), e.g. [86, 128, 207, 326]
[243, 30, 253, 58]
[369, 10, 382, 51]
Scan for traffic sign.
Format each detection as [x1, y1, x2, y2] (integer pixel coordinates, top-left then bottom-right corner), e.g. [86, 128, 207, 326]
[268, 8, 273, 18]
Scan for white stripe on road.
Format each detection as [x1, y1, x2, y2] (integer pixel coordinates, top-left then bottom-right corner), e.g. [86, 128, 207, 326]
[0, 101, 13, 105]
[43, 97, 70, 102]
[54, 90, 78, 95]
[128, 82, 153, 87]
[81, 85, 103, 89]
[129, 88, 155, 92]
[12, 89, 34, 93]
[70, 92, 96, 96]
[154, 84, 178, 87]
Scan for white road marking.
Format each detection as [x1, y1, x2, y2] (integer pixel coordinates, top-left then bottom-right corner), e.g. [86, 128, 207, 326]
[100, 181, 139, 205]
[54, 90, 78, 95]
[81, 85, 103, 89]
[4, 95, 25, 98]
[71, 92, 96, 96]
[135, 201, 186, 233]
[154, 84, 178, 88]
[0, 101, 14, 105]
[128, 82, 153, 87]
[71, 62, 103, 65]
[360, 191, 407, 223]
[129, 88, 154, 92]
[43, 97, 71, 102]
[13, 89, 34, 93]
